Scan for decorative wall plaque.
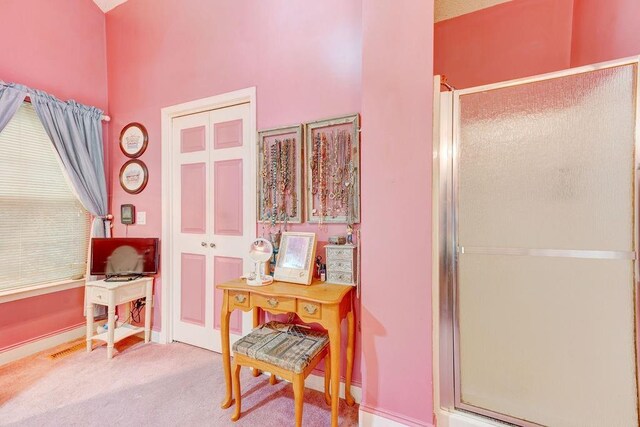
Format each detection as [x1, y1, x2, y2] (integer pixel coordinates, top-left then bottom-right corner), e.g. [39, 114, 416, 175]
[119, 122, 148, 158]
[119, 159, 149, 194]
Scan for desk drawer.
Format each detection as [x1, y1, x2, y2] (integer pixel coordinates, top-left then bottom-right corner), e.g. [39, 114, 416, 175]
[115, 282, 147, 305]
[230, 291, 250, 309]
[297, 300, 322, 320]
[88, 286, 109, 304]
[253, 294, 296, 313]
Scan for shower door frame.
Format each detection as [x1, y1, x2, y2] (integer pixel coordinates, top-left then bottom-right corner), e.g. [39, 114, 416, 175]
[433, 56, 640, 426]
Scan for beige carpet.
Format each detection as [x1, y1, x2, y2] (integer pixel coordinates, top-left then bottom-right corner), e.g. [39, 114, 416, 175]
[0, 337, 358, 426]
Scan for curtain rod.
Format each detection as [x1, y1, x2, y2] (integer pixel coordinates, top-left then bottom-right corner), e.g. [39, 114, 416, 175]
[24, 95, 111, 122]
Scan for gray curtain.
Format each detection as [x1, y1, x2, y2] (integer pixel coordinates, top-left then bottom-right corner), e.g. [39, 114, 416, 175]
[0, 82, 28, 133]
[0, 82, 109, 237]
[30, 89, 108, 236]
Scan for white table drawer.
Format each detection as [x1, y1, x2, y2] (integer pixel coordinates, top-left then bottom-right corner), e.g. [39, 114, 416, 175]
[115, 281, 147, 305]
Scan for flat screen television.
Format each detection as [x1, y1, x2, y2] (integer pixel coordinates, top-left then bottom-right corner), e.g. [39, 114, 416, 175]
[90, 238, 159, 279]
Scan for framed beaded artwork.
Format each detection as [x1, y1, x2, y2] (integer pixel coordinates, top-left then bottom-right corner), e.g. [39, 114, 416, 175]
[257, 125, 304, 224]
[305, 114, 360, 224]
[119, 122, 148, 158]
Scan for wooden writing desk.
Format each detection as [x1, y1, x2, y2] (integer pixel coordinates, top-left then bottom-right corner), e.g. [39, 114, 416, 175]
[217, 279, 355, 427]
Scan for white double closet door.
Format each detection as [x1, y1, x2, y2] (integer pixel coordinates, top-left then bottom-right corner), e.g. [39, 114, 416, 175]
[171, 104, 254, 352]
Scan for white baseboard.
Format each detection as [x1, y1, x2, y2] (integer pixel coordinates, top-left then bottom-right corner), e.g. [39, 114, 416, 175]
[151, 330, 161, 343]
[0, 325, 86, 366]
[436, 409, 503, 427]
[359, 409, 412, 427]
[256, 370, 362, 404]
[305, 372, 362, 404]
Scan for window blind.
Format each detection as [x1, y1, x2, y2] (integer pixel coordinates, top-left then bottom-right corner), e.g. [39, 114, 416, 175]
[0, 102, 90, 291]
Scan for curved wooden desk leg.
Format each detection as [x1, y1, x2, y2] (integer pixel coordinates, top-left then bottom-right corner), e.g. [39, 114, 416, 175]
[269, 373, 278, 385]
[252, 307, 261, 377]
[324, 353, 331, 406]
[328, 311, 341, 427]
[345, 309, 356, 406]
[220, 293, 233, 409]
[231, 360, 242, 421]
[293, 374, 304, 427]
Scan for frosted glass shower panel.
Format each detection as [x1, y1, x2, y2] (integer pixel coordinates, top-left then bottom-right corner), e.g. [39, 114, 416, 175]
[454, 63, 639, 426]
[458, 65, 636, 251]
[458, 254, 637, 426]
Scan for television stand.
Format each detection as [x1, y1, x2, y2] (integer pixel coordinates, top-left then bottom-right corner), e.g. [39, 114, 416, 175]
[85, 277, 154, 359]
[104, 274, 144, 282]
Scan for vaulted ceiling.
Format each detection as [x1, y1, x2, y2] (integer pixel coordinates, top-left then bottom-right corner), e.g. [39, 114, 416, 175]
[92, 0, 512, 22]
[435, 0, 512, 22]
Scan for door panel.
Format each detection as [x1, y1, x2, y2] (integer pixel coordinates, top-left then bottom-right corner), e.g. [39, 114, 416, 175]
[181, 163, 206, 234]
[213, 159, 243, 236]
[181, 125, 206, 153]
[453, 63, 639, 426]
[214, 119, 243, 149]
[171, 103, 254, 352]
[180, 253, 207, 326]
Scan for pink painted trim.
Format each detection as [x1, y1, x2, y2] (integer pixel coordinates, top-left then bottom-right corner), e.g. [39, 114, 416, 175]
[0, 322, 85, 353]
[359, 404, 434, 427]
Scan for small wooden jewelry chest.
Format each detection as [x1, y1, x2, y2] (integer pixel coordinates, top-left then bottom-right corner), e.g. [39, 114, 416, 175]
[325, 244, 357, 286]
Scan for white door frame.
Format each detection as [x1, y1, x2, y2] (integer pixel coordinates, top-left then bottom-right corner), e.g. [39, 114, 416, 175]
[160, 87, 257, 345]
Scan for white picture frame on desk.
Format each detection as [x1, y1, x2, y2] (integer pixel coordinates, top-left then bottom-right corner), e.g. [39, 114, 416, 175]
[274, 232, 317, 285]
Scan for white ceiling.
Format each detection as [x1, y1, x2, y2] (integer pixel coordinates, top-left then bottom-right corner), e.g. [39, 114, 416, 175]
[435, 0, 512, 22]
[93, 0, 511, 22]
[92, 0, 128, 13]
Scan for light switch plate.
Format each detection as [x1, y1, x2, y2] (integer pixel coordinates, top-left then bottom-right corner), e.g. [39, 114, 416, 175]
[136, 211, 146, 225]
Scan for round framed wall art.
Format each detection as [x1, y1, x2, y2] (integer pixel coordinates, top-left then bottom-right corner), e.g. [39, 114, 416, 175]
[119, 122, 148, 158]
[119, 159, 149, 194]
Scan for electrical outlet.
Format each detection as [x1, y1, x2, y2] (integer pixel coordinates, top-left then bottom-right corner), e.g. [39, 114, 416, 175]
[136, 211, 146, 225]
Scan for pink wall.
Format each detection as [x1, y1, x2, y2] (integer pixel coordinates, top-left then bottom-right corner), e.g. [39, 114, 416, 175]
[0, 0, 108, 352]
[105, 0, 362, 381]
[360, 1, 434, 425]
[434, 0, 574, 89]
[571, 0, 640, 66]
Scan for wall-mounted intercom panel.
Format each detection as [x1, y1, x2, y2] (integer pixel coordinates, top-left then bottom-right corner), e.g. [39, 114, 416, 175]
[121, 204, 135, 225]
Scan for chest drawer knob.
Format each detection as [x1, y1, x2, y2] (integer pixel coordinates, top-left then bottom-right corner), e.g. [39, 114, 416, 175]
[267, 298, 279, 308]
[234, 294, 246, 303]
[303, 304, 318, 315]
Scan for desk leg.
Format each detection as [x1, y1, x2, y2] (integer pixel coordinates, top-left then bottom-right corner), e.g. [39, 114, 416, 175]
[252, 307, 261, 377]
[86, 302, 94, 352]
[107, 305, 116, 359]
[220, 292, 233, 409]
[345, 309, 356, 406]
[328, 311, 341, 427]
[144, 282, 152, 343]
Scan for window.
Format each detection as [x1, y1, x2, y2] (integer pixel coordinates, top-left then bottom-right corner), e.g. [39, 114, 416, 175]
[0, 102, 90, 292]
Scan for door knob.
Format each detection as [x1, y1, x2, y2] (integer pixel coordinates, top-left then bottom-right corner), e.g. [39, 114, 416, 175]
[210, 243, 216, 248]
[201, 242, 207, 247]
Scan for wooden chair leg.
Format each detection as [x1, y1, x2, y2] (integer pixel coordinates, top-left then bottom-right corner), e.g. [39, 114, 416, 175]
[293, 374, 305, 427]
[231, 360, 242, 422]
[324, 355, 331, 406]
[269, 373, 278, 385]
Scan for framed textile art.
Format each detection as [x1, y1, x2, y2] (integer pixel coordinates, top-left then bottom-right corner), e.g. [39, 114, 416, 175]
[119, 159, 148, 194]
[119, 122, 148, 158]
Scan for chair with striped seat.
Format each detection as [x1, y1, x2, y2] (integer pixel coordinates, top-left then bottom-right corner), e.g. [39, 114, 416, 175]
[230, 321, 331, 426]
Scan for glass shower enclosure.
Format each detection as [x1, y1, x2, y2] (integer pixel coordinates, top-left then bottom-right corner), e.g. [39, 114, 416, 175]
[434, 58, 640, 426]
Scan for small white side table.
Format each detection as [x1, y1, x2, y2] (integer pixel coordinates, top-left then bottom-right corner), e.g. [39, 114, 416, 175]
[85, 277, 153, 359]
